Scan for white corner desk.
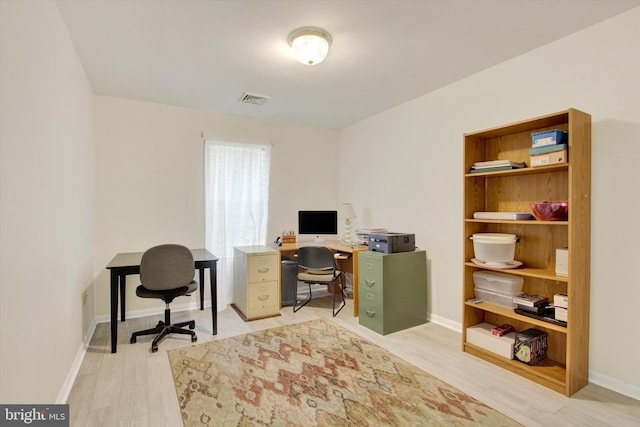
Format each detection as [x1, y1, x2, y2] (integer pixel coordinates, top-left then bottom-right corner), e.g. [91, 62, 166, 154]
[275, 241, 369, 316]
[105, 249, 218, 353]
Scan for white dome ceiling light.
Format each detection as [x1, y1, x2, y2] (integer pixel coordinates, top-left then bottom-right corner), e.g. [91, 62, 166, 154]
[288, 27, 332, 65]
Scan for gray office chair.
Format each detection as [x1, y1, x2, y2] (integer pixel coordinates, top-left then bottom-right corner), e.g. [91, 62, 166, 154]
[130, 244, 197, 352]
[294, 246, 346, 317]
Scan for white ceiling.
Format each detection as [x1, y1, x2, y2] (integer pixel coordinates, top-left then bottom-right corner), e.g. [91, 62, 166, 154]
[56, 0, 640, 129]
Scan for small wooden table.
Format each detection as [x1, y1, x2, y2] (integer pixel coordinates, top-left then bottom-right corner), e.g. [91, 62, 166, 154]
[276, 241, 369, 316]
[105, 249, 218, 353]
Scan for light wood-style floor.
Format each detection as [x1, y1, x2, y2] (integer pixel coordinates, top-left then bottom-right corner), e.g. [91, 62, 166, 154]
[67, 296, 640, 426]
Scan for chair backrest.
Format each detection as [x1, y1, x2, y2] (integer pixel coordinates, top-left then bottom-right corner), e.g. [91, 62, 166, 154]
[140, 244, 194, 291]
[297, 246, 335, 272]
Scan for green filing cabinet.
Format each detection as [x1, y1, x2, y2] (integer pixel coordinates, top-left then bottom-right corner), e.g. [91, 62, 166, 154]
[358, 250, 427, 335]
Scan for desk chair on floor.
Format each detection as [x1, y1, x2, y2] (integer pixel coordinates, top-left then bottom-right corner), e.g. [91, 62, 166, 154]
[130, 244, 197, 352]
[294, 246, 346, 317]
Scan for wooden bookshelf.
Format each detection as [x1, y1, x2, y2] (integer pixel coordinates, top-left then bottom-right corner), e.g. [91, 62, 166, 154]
[462, 109, 591, 396]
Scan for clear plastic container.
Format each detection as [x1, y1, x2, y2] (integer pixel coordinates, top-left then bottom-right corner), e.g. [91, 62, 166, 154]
[474, 287, 517, 308]
[473, 271, 523, 295]
[470, 233, 517, 262]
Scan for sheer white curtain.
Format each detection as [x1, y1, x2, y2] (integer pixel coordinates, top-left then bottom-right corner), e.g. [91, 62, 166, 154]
[204, 141, 271, 311]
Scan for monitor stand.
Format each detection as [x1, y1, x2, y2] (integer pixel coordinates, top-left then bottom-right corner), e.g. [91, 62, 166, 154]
[314, 236, 325, 244]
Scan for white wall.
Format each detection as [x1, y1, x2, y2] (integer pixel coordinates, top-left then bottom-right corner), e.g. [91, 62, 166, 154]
[0, 1, 95, 403]
[338, 7, 640, 398]
[3, 0, 638, 404]
[94, 96, 339, 318]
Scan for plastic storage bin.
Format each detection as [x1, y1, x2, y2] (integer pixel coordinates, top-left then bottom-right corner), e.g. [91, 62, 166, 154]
[474, 287, 518, 308]
[470, 233, 518, 262]
[473, 271, 523, 295]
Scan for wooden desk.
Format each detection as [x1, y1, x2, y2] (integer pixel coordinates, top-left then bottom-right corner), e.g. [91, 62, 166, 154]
[105, 249, 218, 353]
[276, 241, 369, 316]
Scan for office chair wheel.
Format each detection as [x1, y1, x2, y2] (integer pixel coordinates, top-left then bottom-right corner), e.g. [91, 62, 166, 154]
[130, 336, 136, 344]
[188, 321, 195, 329]
[151, 345, 159, 353]
[191, 335, 197, 343]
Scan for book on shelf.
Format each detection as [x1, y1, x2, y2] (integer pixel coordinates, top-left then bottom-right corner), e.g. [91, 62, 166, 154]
[473, 212, 534, 220]
[491, 324, 515, 337]
[472, 160, 526, 169]
[470, 160, 526, 173]
[470, 165, 512, 173]
[515, 303, 550, 315]
[512, 293, 548, 307]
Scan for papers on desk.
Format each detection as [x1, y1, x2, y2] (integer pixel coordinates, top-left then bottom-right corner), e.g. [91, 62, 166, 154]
[356, 228, 388, 234]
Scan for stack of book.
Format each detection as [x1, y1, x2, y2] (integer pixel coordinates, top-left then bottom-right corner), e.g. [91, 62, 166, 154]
[470, 160, 526, 173]
[512, 293, 548, 314]
[530, 129, 568, 167]
[513, 293, 568, 327]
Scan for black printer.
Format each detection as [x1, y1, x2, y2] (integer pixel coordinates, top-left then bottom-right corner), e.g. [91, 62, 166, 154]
[368, 233, 415, 253]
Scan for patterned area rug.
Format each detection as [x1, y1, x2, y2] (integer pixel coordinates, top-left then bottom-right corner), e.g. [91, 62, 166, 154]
[168, 320, 520, 426]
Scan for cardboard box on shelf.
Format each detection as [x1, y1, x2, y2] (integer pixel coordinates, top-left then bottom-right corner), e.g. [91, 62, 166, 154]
[530, 150, 567, 167]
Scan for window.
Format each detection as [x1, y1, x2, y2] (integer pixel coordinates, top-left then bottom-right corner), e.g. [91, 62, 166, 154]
[204, 141, 271, 310]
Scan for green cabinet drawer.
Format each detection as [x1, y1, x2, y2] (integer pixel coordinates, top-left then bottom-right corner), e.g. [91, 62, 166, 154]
[359, 287, 384, 321]
[358, 306, 384, 334]
[358, 250, 427, 335]
[360, 257, 383, 290]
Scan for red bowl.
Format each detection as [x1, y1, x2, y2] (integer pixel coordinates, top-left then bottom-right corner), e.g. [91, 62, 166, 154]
[530, 202, 568, 221]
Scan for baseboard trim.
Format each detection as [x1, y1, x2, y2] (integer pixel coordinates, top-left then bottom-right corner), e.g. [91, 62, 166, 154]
[56, 317, 97, 403]
[588, 371, 640, 401]
[427, 312, 462, 333]
[93, 300, 210, 324]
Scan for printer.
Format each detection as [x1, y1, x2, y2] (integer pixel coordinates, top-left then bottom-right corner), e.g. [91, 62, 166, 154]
[368, 233, 415, 253]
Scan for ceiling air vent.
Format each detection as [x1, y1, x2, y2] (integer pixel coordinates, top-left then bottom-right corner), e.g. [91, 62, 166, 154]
[239, 91, 271, 105]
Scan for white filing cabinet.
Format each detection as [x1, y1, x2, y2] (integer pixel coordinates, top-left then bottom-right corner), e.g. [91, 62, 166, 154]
[232, 246, 280, 321]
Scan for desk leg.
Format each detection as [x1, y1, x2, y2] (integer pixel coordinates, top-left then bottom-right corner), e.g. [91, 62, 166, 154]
[210, 265, 217, 335]
[352, 253, 359, 317]
[120, 274, 126, 322]
[110, 271, 119, 353]
[199, 268, 205, 310]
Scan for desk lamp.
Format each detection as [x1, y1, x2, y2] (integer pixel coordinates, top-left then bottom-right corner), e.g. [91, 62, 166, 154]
[340, 203, 357, 245]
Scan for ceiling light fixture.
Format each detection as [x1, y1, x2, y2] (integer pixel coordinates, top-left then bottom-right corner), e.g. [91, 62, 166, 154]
[288, 27, 332, 65]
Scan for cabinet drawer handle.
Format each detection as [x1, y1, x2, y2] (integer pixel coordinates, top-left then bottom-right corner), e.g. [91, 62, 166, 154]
[365, 263, 374, 270]
[258, 267, 269, 273]
[366, 309, 376, 318]
[365, 279, 375, 287]
[258, 295, 269, 301]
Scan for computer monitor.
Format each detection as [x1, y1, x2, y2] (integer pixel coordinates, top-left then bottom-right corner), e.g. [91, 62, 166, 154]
[298, 210, 338, 242]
